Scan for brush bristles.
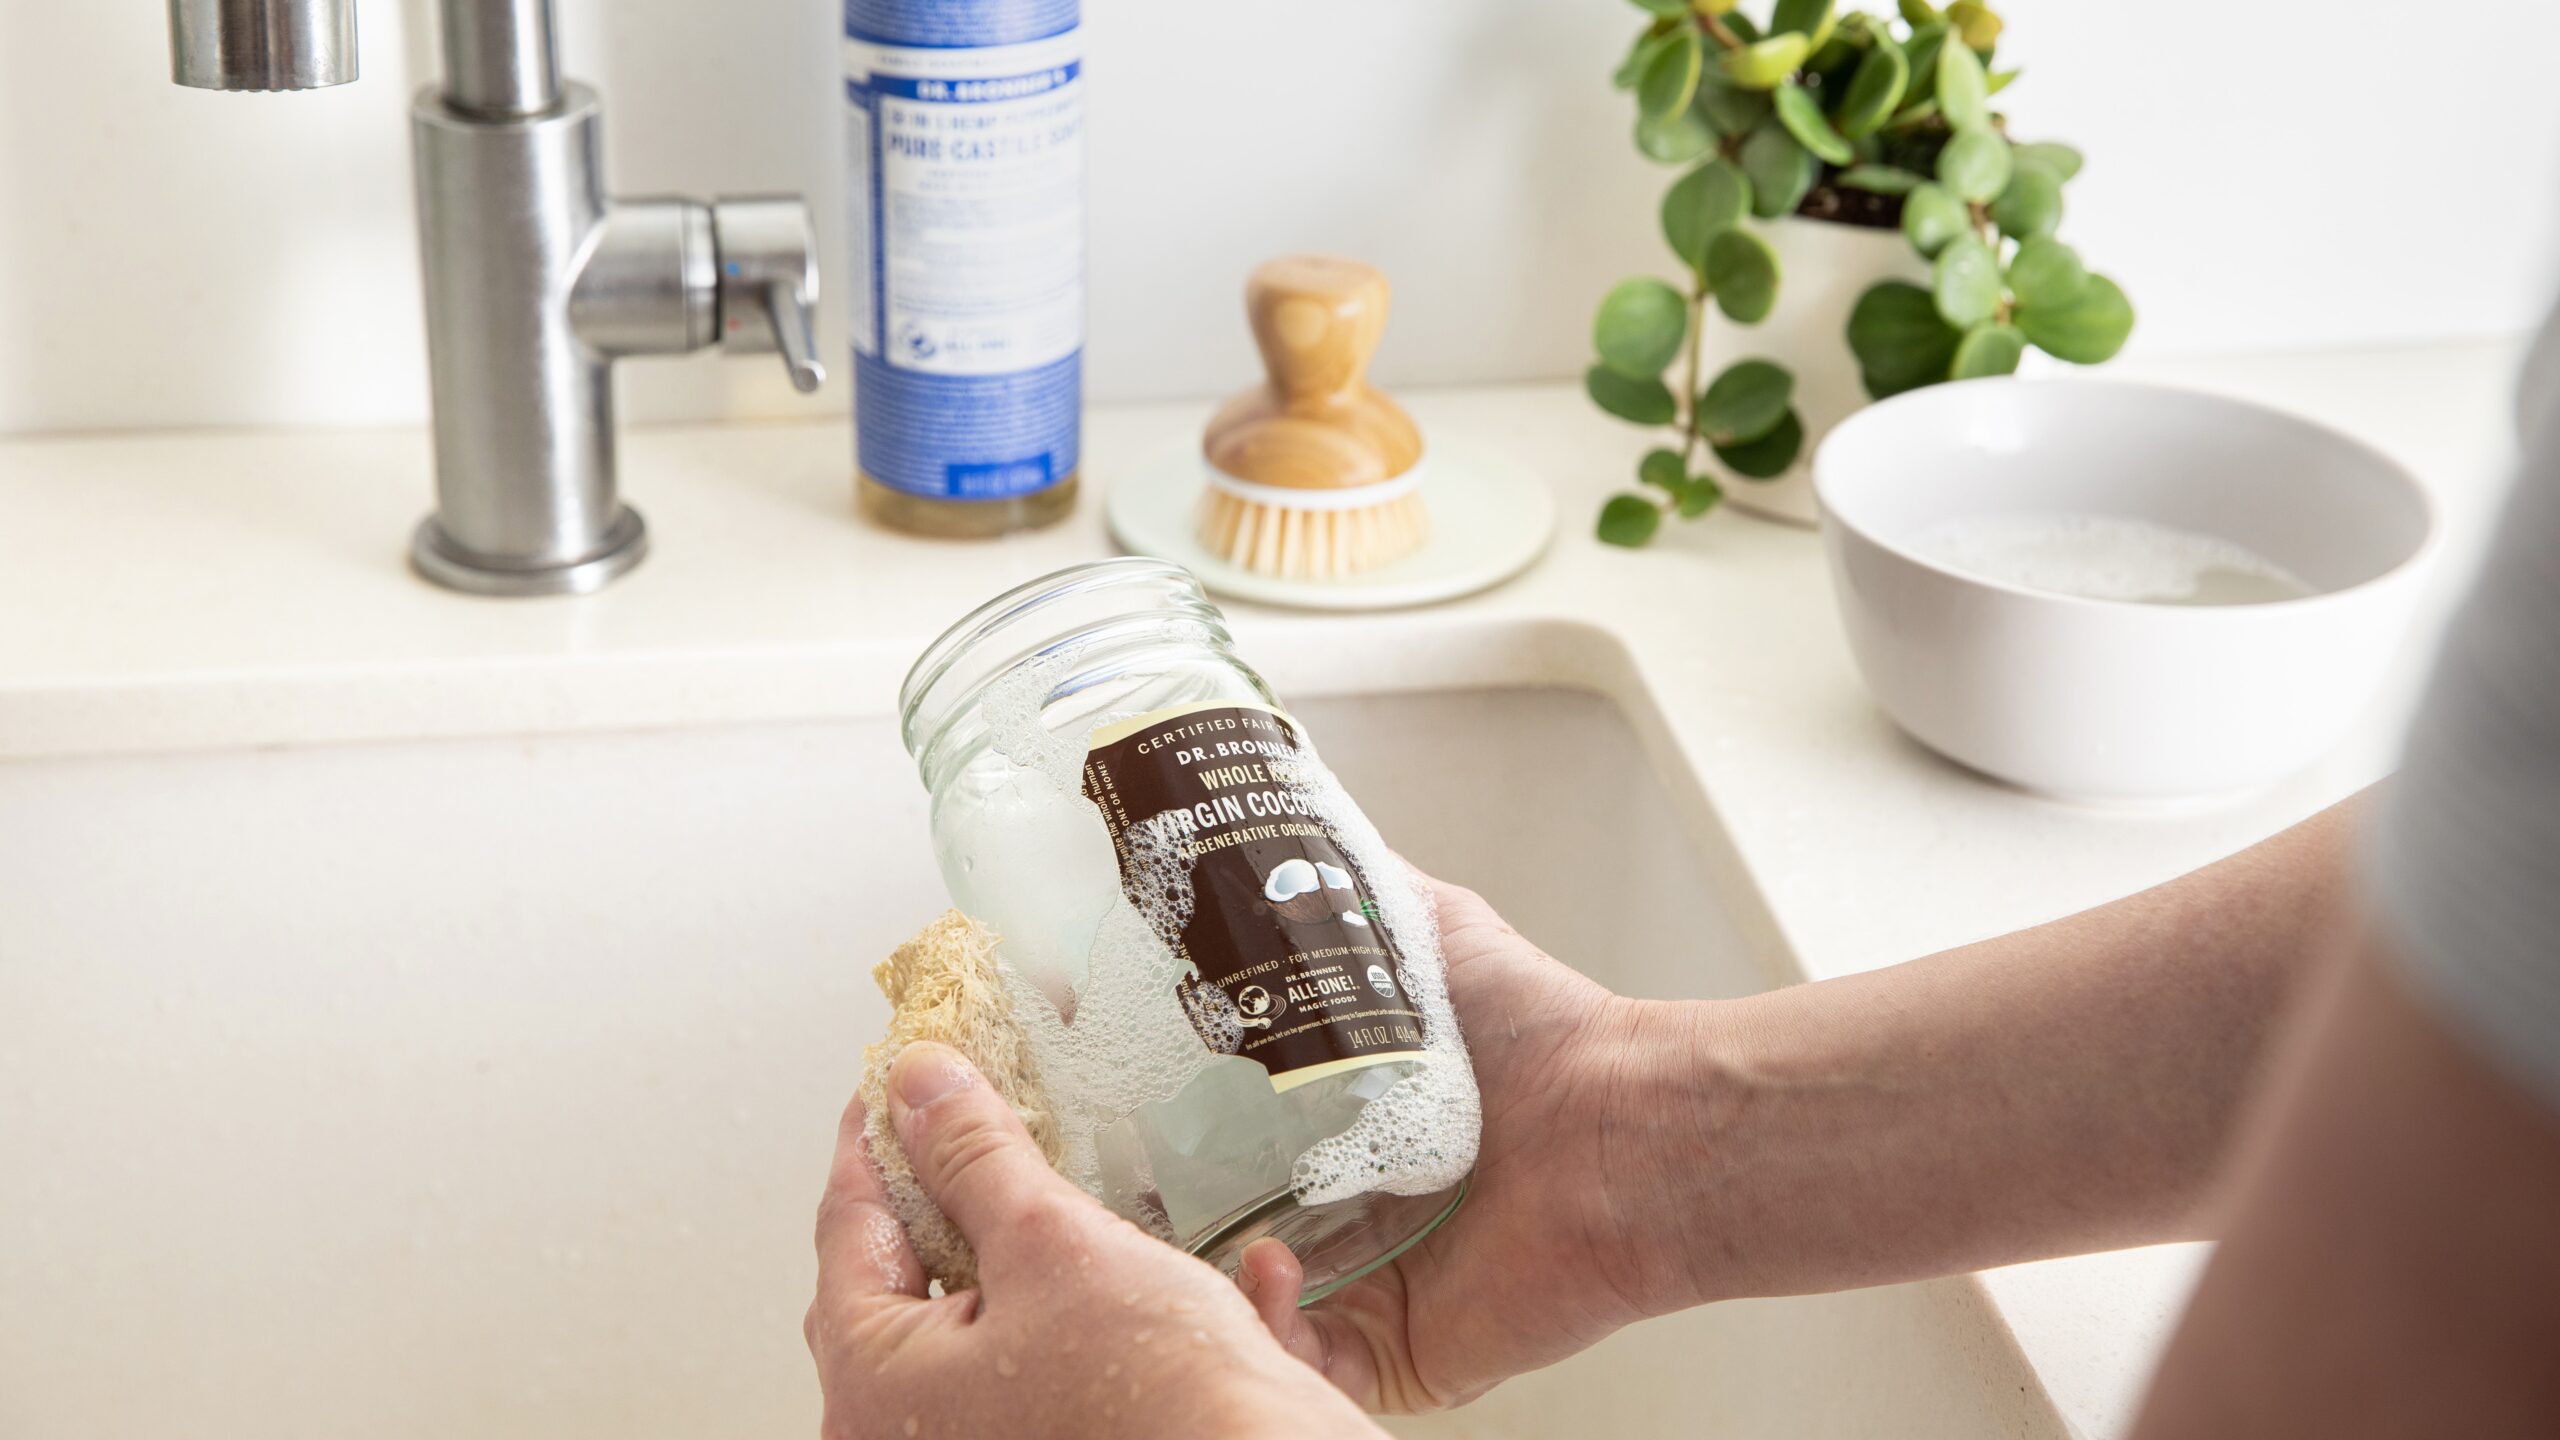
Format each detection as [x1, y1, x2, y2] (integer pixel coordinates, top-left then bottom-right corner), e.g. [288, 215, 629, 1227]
[1195, 489, 1430, 580]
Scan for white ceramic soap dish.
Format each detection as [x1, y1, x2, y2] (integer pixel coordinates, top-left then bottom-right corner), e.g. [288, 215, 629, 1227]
[1104, 441, 1555, 611]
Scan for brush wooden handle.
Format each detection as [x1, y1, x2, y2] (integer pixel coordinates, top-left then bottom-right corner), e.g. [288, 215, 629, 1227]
[1248, 255, 1390, 403]
[1207, 255, 1423, 491]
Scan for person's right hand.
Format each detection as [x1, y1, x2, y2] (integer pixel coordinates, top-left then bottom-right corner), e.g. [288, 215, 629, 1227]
[1235, 870, 1708, 1413]
[808, 1042, 1383, 1440]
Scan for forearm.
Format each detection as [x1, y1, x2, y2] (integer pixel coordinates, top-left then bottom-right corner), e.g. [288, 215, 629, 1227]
[1614, 798, 2365, 1307]
[2130, 941, 2560, 1437]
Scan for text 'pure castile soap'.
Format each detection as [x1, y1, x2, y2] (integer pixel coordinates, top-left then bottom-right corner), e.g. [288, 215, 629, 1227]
[844, 0, 1085, 538]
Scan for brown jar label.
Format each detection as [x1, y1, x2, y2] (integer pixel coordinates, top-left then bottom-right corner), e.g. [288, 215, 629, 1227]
[1082, 702, 1427, 1090]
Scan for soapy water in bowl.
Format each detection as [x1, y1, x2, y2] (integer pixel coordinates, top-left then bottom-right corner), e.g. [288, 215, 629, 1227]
[1908, 513, 2314, 606]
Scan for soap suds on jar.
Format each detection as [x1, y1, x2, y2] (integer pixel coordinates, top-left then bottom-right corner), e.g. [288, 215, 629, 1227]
[965, 638, 1479, 1220]
[1270, 741, 1481, 1206]
[972, 644, 1219, 1216]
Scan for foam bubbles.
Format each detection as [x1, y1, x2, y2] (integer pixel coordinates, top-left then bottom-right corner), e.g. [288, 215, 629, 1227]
[962, 647, 1222, 1219]
[1909, 512, 2313, 606]
[1178, 981, 1247, 1056]
[1274, 746, 1483, 1206]
[929, 639, 1481, 1232]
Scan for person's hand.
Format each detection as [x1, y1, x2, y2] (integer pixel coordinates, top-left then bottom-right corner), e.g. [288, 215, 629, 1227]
[1234, 872, 1701, 1413]
[807, 1041, 1383, 1440]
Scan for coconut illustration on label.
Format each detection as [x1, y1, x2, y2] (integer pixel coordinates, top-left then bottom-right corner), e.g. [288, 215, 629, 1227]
[1080, 700, 1432, 1086]
[902, 560, 1482, 1301]
[1262, 857, 1340, 924]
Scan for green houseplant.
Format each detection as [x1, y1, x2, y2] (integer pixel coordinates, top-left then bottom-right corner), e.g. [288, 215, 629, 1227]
[1589, 0, 2134, 546]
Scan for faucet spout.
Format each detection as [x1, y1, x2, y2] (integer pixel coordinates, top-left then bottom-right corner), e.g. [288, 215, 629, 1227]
[168, 0, 358, 92]
[167, 0, 821, 596]
[439, 0, 562, 118]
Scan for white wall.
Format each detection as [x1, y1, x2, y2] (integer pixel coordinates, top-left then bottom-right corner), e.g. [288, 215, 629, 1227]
[4, 0, 2556, 436]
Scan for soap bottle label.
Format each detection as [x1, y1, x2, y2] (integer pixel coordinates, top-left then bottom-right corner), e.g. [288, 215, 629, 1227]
[844, 4, 1083, 500]
[1082, 703, 1429, 1090]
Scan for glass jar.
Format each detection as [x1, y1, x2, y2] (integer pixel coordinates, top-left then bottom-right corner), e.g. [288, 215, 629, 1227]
[899, 558, 1478, 1299]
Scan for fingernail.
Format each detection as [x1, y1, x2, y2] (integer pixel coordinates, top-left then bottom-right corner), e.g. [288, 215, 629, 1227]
[1236, 1262, 1259, 1298]
[889, 1042, 974, 1112]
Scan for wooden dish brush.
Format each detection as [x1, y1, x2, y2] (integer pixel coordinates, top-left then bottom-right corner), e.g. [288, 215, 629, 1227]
[1198, 255, 1428, 579]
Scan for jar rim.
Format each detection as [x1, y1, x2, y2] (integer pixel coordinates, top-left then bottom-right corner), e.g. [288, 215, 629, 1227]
[898, 557, 1222, 764]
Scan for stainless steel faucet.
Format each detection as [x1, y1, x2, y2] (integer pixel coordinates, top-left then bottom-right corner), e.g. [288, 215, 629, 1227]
[168, 0, 824, 596]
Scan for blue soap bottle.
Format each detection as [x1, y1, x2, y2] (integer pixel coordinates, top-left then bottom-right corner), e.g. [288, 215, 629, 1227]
[845, 0, 1085, 536]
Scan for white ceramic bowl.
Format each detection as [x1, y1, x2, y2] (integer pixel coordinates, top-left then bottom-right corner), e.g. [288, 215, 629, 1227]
[1813, 379, 2437, 801]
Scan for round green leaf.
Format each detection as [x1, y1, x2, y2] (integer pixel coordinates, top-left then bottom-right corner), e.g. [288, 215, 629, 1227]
[1900, 182, 1970, 257]
[1696, 358, 1796, 442]
[1808, 33, 1860, 86]
[1739, 123, 1819, 217]
[1661, 159, 1753, 272]
[1833, 42, 1909, 139]
[1638, 29, 1704, 124]
[1626, 0, 1691, 14]
[1898, 0, 1938, 24]
[1712, 408, 1805, 478]
[1705, 229, 1782, 324]
[1612, 27, 1671, 91]
[1936, 123, 2012, 202]
[1694, 0, 1739, 13]
[1838, 164, 1924, 194]
[1935, 34, 1988, 128]
[1594, 278, 1690, 377]
[1635, 108, 1716, 164]
[1771, 0, 1838, 50]
[2005, 235, 2089, 310]
[1947, 0, 2004, 51]
[2016, 273, 2134, 364]
[1847, 280, 1962, 397]
[1987, 159, 2062, 239]
[1950, 322, 2026, 379]
[1638, 447, 1686, 493]
[1676, 473, 1724, 517]
[1931, 234, 2000, 329]
[1597, 493, 1665, 547]
[1986, 66, 2019, 95]
[1719, 32, 1812, 90]
[1898, 23, 1948, 111]
[1587, 364, 1679, 425]
[1772, 82, 1854, 165]
[1695, 75, 1771, 137]
[2014, 141, 2084, 180]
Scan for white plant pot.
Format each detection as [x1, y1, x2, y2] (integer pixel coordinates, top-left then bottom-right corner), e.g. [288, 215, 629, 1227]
[1698, 216, 1929, 527]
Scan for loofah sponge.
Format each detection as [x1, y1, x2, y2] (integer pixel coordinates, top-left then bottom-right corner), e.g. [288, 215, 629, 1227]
[860, 910, 1062, 1292]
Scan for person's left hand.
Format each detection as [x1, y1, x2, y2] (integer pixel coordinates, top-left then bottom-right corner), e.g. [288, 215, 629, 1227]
[806, 1040, 1383, 1440]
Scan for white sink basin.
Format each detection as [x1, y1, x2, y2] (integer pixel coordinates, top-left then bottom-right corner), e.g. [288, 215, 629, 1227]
[0, 686, 2063, 1438]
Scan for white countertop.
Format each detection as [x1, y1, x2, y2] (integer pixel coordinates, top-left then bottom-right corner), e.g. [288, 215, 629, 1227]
[0, 337, 2526, 1437]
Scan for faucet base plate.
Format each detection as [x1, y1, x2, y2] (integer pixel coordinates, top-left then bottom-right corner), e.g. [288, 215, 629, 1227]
[410, 507, 649, 597]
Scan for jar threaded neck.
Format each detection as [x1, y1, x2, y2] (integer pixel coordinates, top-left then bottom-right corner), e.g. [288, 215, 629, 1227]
[898, 558, 1229, 773]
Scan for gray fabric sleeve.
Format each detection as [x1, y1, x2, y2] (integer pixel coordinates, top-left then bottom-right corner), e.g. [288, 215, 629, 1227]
[2370, 370, 2560, 1111]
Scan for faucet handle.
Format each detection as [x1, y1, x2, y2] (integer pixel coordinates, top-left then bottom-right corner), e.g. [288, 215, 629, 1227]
[756, 279, 826, 394]
[712, 196, 825, 394]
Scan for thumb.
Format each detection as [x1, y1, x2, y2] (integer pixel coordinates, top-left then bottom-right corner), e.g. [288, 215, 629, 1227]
[885, 1041, 1085, 1275]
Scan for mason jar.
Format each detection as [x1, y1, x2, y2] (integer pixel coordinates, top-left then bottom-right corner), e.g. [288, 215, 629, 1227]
[899, 558, 1478, 1299]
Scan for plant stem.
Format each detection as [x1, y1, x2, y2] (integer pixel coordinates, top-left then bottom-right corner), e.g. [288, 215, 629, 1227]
[1967, 202, 2013, 324]
[1679, 283, 1709, 467]
[1698, 11, 1743, 50]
